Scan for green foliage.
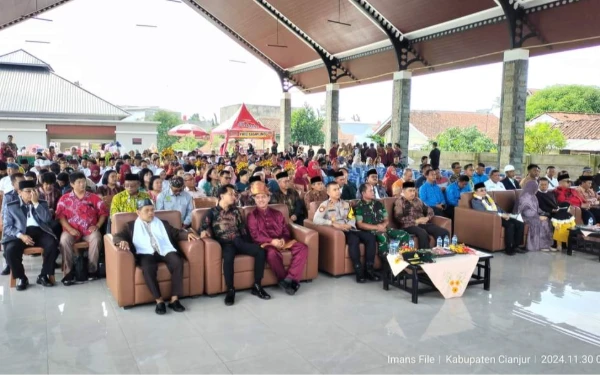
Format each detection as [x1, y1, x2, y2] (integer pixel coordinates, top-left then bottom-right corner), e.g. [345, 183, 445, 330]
[171, 135, 207, 152]
[367, 134, 385, 146]
[524, 122, 566, 154]
[429, 126, 497, 153]
[152, 110, 181, 150]
[291, 103, 325, 146]
[189, 113, 201, 122]
[526, 85, 600, 120]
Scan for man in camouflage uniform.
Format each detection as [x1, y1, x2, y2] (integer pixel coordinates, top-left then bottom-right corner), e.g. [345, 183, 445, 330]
[304, 176, 328, 211]
[355, 183, 409, 260]
[313, 181, 376, 283]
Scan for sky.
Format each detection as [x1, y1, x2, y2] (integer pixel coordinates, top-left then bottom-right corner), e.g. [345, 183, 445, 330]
[1, 0, 600, 124]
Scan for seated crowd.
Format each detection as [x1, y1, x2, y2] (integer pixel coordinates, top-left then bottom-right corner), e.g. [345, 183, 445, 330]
[1, 142, 599, 315]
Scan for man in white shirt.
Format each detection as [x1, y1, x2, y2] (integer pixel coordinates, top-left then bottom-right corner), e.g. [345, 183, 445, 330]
[80, 158, 91, 177]
[484, 169, 506, 192]
[0, 163, 20, 194]
[112, 198, 199, 314]
[545, 166, 558, 191]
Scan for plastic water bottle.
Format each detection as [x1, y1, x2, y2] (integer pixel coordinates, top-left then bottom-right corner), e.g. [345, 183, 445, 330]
[436, 237, 443, 248]
[452, 234, 458, 246]
[443, 235, 450, 248]
[408, 238, 415, 249]
[389, 240, 399, 255]
[589, 217, 594, 226]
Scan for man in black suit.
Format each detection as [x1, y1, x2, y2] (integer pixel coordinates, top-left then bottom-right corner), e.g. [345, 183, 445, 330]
[112, 199, 199, 315]
[335, 169, 356, 200]
[501, 164, 521, 190]
[2, 180, 59, 290]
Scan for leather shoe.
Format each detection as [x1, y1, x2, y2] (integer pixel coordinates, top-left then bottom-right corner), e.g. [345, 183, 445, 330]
[251, 283, 271, 300]
[1, 265, 10, 276]
[354, 265, 366, 283]
[516, 247, 528, 254]
[168, 300, 186, 312]
[224, 288, 236, 306]
[61, 273, 75, 286]
[16, 277, 28, 291]
[278, 279, 296, 296]
[155, 302, 167, 315]
[505, 249, 516, 256]
[37, 275, 54, 287]
[365, 266, 381, 282]
[291, 280, 301, 293]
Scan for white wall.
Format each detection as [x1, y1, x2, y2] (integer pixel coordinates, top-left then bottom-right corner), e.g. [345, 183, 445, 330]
[115, 122, 158, 152]
[0, 119, 47, 151]
[527, 114, 558, 126]
[382, 123, 429, 150]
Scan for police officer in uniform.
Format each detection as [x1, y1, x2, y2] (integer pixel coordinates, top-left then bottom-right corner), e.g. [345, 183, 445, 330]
[313, 181, 376, 283]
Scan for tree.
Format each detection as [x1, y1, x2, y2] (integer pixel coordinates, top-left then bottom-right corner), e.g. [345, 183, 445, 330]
[428, 126, 497, 153]
[291, 103, 325, 146]
[189, 113, 201, 122]
[524, 122, 566, 154]
[526, 85, 600, 120]
[367, 134, 385, 146]
[152, 110, 181, 150]
[171, 135, 207, 152]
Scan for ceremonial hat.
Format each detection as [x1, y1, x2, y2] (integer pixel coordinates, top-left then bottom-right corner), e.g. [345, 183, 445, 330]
[474, 182, 486, 191]
[402, 181, 415, 189]
[18, 180, 36, 190]
[504, 165, 515, 172]
[579, 175, 593, 182]
[367, 169, 377, 177]
[248, 175, 262, 184]
[125, 174, 139, 181]
[276, 172, 288, 180]
[333, 171, 344, 178]
[557, 173, 571, 182]
[310, 176, 322, 184]
[250, 181, 270, 196]
[170, 176, 184, 188]
[136, 198, 154, 210]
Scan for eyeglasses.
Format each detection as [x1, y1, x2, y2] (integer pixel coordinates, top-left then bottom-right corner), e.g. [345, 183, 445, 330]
[183, 179, 193, 182]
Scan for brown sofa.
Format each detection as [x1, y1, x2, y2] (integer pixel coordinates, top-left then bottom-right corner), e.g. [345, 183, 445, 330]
[455, 189, 583, 252]
[104, 210, 205, 308]
[191, 204, 319, 295]
[303, 197, 452, 277]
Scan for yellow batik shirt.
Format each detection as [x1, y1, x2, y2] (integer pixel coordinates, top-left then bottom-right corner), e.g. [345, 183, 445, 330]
[110, 190, 151, 216]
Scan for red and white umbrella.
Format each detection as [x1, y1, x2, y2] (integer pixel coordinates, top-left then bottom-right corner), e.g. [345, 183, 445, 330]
[167, 123, 209, 139]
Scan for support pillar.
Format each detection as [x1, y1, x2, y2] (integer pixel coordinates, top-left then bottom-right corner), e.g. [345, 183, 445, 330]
[280, 92, 291, 147]
[391, 71, 412, 155]
[324, 83, 339, 149]
[498, 48, 529, 175]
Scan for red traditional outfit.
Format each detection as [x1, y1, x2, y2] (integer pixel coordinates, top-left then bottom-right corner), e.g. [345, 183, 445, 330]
[382, 166, 399, 197]
[246, 207, 308, 283]
[554, 186, 586, 207]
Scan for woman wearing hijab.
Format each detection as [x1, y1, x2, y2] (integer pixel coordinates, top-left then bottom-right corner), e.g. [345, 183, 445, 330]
[224, 166, 237, 185]
[119, 163, 132, 186]
[88, 164, 102, 185]
[536, 177, 575, 251]
[518, 180, 554, 252]
[382, 166, 399, 197]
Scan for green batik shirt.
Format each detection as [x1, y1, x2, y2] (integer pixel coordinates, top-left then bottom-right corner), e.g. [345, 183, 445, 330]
[355, 200, 387, 225]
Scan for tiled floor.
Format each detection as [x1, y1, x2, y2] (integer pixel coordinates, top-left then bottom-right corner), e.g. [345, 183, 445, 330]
[1, 250, 600, 374]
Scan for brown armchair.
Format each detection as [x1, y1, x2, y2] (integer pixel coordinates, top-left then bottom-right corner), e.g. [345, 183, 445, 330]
[104, 210, 205, 308]
[193, 197, 218, 209]
[454, 190, 516, 252]
[303, 199, 380, 277]
[192, 204, 319, 295]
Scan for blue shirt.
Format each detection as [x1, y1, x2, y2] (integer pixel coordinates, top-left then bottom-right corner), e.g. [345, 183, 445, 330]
[419, 181, 446, 207]
[445, 182, 472, 207]
[156, 189, 193, 226]
[472, 173, 489, 185]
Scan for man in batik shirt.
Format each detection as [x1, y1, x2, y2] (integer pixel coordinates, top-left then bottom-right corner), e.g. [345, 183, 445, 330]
[110, 174, 151, 216]
[270, 172, 305, 225]
[199, 184, 270, 306]
[247, 182, 308, 296]
[303, 176, 328, 211]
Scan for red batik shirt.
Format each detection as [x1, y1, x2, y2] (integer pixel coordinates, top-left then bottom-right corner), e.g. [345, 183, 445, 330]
[55, 191, 109, 237]
[554, 187, 586, 207]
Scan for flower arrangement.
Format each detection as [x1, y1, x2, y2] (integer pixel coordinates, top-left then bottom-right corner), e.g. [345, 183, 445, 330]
[161, 147, 175, 161]
[283, 160, 295, 175]
[236, 161, 248, 174]
[194, 159, 205, 169]
[104, 152, 112, 165]
[216, 164, 225, 173]
[448, 244, 476, 254]
[257, 159, 274, 169]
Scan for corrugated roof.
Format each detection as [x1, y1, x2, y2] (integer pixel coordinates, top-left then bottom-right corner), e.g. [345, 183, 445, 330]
[554, 120, 600, 140]
[0, 50, 129, 120]
[375, 110, 499, 142]
[0, 49, 53, 71]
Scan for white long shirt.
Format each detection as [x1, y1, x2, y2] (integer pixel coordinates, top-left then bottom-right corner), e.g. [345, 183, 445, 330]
[484, 179, 506, 192]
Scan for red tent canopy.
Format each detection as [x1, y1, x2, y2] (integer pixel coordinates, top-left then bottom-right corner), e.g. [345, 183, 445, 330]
[212, 103, 274, 140]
